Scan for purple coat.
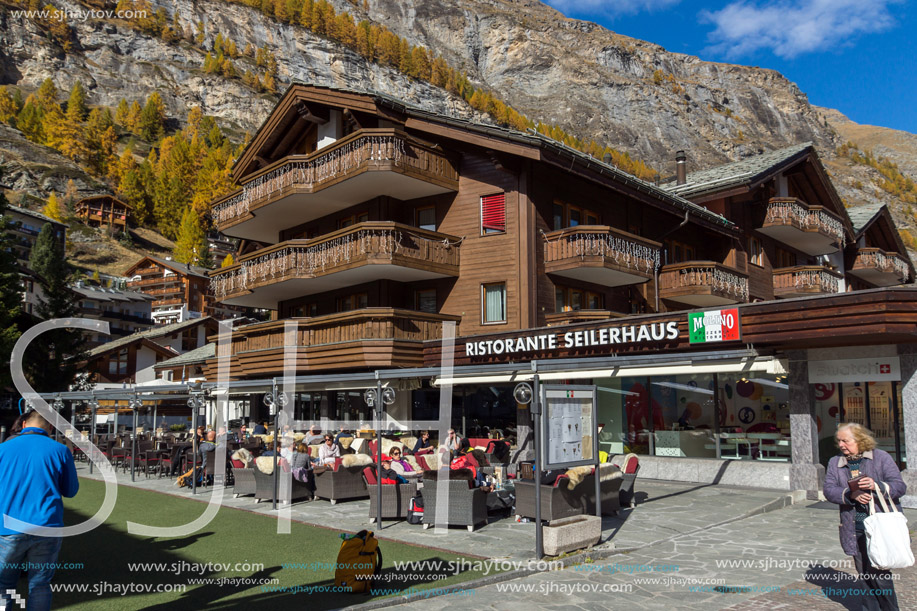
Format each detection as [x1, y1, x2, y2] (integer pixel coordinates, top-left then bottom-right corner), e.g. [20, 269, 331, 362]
[823, 449, 906, 556]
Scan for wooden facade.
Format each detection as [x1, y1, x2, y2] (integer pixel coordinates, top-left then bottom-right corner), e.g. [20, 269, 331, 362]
[75, 195, 131, 229]
[205, 85, 914, 380]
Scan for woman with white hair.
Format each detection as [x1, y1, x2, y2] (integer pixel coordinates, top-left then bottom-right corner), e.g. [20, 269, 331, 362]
[823, 422, 906, 610]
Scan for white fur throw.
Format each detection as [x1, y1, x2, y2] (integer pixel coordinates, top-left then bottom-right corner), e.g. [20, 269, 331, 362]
[380, 439, 406, 455]
[565, 463, 622, 490]
[255, 456, 275, 474]
[341, 453, 373, 468]
[231, 448, 253, 465]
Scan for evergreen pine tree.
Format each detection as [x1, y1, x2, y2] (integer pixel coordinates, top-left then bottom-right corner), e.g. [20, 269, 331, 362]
[0, 187, 22, 389]
[16, 97, 45, 142]
[26, 223, 84, 391]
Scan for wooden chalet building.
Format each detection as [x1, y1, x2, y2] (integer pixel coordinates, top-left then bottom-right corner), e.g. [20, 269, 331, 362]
[74, 195, 131, 230]
[125, 255, 242, 325]
[201, 84, 917, 502]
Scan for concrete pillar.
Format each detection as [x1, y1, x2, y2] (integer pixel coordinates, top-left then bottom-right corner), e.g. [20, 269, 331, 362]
[898, 345, 917, 508]
[787, 350, 825, 498]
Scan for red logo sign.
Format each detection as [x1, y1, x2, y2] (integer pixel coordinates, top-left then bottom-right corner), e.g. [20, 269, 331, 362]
[880, 364, 891, 374]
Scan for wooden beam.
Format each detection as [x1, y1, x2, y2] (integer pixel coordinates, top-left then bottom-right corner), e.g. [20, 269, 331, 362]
[295, 100, 329, 125]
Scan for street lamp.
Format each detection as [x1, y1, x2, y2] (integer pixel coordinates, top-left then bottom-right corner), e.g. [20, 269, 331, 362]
[88, 397, 100, 474]
[129, 396, 143, 482]
[263, 389, 288, 510]
[366, 383, 396, 530]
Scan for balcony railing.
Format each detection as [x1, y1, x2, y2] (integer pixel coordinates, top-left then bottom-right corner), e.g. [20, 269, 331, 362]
[209, 222, 461, 303]
[130, 276, 184, 288]
[543, 226, 660, 286]
[773, 266, 842, 298]
[544, 310, 626, 327]
[659, 261, 749, 306]
[211, 128, 459, 229]
[760, 198, 846, 255]
[850, 248, 911, 286]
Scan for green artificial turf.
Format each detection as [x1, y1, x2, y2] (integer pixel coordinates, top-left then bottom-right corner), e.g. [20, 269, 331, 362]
[18, 478, 492, 610]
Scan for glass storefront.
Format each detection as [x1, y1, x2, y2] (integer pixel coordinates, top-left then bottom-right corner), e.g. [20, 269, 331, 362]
[814, 381, 906, 466]
[596, 373, 790, 461]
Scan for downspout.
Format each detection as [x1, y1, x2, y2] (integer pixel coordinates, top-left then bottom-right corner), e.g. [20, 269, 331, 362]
[655, 210, 690, 312]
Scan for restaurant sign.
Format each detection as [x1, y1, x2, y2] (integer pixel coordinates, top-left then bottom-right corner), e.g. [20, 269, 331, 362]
[465, 321, 680, 357]
[688, 308, 741, 344]
[808, 357, 901, 383]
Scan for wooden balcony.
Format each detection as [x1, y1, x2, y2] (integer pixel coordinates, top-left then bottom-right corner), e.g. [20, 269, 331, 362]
[544, 310, 626, 327]
[758, 198, 845, 256]
[849, 248, 911, 287]
[209, 222, 461, 309]
[773, 266, 843, 298]
[543, 226, 660, 287]
[211, 308, 462, 378]
[659, 261, 749, 307]
[210, 128, 459, 242]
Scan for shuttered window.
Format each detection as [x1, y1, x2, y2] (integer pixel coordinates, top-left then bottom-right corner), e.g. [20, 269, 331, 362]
[481, 193, 506, 235]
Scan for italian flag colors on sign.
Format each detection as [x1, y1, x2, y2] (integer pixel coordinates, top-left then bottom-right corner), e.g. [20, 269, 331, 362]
[688, 308, 741, 344]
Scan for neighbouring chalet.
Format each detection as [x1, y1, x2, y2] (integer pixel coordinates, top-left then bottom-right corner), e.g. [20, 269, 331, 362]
[74, 195, 131, 230]
[4, 205, 68, 315]
[191, 84, 917, 502]
[73, 282, 155, 347]
[80, 316, 218, 385]
[125, 255, 242, 324]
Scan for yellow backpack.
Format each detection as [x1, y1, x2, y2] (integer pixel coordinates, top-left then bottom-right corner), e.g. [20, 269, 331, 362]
[334, 530, 382, 593]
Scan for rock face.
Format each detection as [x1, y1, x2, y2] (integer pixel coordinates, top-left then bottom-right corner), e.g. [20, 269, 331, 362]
[0, 0, 912, 231]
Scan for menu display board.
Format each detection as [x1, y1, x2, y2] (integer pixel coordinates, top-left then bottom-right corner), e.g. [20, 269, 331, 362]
[541, 385, 597, 469]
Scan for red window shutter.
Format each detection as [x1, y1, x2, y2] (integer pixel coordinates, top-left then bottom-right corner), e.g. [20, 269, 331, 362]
[481, 193, 506, 233]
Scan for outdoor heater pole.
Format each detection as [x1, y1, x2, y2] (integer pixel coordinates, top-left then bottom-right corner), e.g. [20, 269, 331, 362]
[191, 398, 198, 496]
[272, 379, 279, 512]
[89, 397, 97, 474]
[533, 370, 543, 559]
[131, 404, 138, 482]
[375, 377, 383, 530]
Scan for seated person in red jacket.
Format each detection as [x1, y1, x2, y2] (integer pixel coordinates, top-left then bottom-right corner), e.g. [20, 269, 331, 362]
[379, 457, 408, 484]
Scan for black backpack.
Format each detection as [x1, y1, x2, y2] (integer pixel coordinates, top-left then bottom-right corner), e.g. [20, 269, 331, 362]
[407, 493, 424, 524]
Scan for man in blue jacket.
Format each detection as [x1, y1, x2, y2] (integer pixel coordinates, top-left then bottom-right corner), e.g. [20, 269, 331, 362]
[0, 408, 79, 611]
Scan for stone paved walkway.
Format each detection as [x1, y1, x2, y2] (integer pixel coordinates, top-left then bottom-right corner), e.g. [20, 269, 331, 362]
[375, 501, 917, 611]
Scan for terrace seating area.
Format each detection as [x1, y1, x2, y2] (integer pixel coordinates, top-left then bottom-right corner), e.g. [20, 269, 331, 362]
[62, 427, 644, 542]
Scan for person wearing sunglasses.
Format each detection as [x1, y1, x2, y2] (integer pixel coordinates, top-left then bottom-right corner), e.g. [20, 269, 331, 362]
[387, 447, 417, 478]
[0, 409, 79, 610]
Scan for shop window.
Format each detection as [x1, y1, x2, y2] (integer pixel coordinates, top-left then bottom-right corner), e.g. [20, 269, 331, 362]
[481, 193, 506, 235]
[415, 289, 437, 313]
[482, 282, 506, 324]
[338, 212, 368, 229]
[749, 236, 764, 267]
[664, 239, 696, 264]
[337, 293, 368, 312]
[416, 207, 436, 231]
[555, 286, 603, 311]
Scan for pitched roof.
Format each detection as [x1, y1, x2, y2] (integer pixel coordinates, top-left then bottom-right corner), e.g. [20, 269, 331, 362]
[154, 343, 215, 369]
[125, 255, 210, 279]
[73, 285, 154, 303]
[76, 194, 133, 210]
[847, 202, 886, 234]
[238, 83, 735, 233]
[85, 316, 214, 359]
[660, 143, 814, 199]
[7, 205, 68, 227]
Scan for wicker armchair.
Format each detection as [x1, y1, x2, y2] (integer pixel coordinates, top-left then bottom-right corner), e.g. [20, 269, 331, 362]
[363, 467, 418, 522]
[232, 466, 257, 497]
[420, 476, 488, 532]
[313, 465, 369, 504]
[252, 467, 313, 503]
[514, 466, 623, 521]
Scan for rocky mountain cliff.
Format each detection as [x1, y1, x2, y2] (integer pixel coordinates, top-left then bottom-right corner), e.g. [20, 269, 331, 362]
[1, 0, 914, 249]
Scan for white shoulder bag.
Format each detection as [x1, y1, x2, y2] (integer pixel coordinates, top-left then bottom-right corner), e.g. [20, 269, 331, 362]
[864, 482, 915, 570]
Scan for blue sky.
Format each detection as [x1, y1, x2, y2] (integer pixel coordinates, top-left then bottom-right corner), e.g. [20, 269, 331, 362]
[543, 0, 916, 134]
